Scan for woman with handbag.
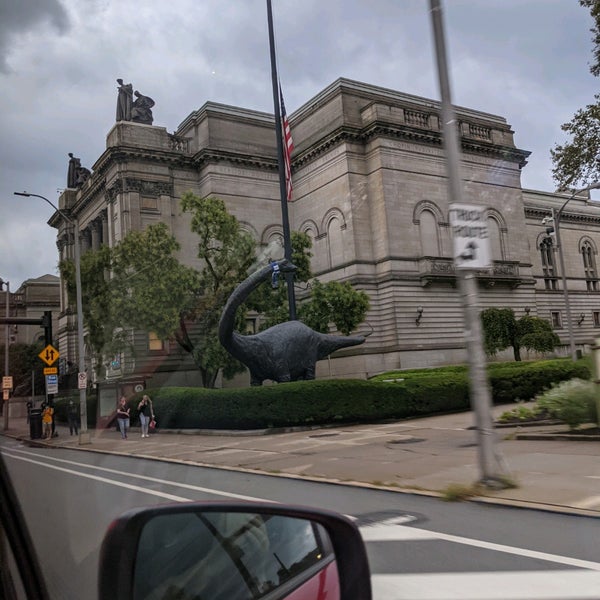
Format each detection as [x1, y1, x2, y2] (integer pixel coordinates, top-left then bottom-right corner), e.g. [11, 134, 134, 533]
[137, 395, 154, 438]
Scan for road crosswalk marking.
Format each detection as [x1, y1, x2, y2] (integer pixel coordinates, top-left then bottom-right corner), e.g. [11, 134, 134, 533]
[371, 571, 600, 599]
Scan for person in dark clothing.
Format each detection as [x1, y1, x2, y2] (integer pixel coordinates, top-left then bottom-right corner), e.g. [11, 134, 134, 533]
[137, 395, 154, 438]
[67, 400, 79, 436]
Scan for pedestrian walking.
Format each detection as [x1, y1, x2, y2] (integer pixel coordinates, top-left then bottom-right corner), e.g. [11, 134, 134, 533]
[137, 395, 154, 438]
[67, 400, 79, 436]
[42, 402, 54, 440]
[49, 399, 57, 437]
[116, 396, 130, 439]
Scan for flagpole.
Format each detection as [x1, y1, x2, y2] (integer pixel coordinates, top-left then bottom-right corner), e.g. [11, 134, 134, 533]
[266, 0, 297, 320]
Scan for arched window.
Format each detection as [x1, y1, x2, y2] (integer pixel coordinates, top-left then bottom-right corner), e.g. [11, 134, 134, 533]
[487, 217, 503, 261]
[540, 237, 557, 290]
[327, 216, 344, 268]
[581, 240, 598, 291]
[419, 209, 440, 256]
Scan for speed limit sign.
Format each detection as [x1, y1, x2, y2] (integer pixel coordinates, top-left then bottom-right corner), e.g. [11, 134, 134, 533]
[78, 372, 87, 390]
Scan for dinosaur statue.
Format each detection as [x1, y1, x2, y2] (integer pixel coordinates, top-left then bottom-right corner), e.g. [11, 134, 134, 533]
[218, 260, 366, 385]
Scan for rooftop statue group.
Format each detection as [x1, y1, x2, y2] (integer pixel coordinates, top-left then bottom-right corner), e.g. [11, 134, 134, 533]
[67, 152, 91, 189]
[116, 79, 155, 125]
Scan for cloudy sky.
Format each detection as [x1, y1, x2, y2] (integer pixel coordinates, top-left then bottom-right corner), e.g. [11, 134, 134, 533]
[0, 0, 596, 289]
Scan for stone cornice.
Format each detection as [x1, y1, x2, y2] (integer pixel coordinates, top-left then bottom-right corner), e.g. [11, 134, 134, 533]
[294, 122, 530, 170]
[191, 148, 277, 171]
[525, 206, 600, 225]
[92, 146, 194, 179]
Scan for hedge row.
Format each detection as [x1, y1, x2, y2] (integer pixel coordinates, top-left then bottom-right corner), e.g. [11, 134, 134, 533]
[122, 359, 589, 430]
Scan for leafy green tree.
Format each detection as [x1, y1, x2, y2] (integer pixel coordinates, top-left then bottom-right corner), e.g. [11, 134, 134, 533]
[60, 245, 118, 373]
[247, 231, 369, 336]
[61, 224, 200, 378]
[0, 342, 45, 396]
[481, 308, 560, 362]
[300, 280, 370, 335]
[551, 1, 600, 189]
[177, 192, 257, 387]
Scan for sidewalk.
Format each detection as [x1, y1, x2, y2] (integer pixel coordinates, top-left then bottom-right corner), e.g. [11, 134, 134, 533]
[3, 407, 599, 517]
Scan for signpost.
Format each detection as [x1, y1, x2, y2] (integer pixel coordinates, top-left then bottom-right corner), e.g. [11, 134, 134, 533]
[45, 374, 58, 395]
[430, 0, 508, 486]
[449, 204, 491, 270]
[78, 372, 87, 390]
[38, 345, 60, 367]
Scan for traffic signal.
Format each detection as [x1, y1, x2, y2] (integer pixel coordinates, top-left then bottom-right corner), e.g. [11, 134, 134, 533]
[545, 224, 555, 236]
[41, 311, 52, 346]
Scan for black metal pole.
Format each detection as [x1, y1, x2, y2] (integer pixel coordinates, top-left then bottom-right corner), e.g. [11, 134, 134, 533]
[266, 0, 296, 320]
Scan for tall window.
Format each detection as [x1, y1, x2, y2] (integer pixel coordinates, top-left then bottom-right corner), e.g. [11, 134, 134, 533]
[581, 241, 598, 291]
[540, 237, 557, 290]
[419, 209, 440, 256]
[487, 217, 503, 261]
[551, 311, 562, 329]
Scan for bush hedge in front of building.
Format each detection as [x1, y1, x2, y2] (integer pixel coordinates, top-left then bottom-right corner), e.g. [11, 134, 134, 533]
[135, 359, 589, 430]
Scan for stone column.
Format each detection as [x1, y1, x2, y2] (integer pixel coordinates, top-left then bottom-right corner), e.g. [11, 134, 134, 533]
[90, 220, 101, 251]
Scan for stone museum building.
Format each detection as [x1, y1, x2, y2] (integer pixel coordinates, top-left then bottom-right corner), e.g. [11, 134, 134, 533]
[50, 78, 600, 394]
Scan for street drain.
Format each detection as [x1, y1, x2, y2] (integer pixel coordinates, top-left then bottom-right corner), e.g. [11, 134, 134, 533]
[308, 432, 339, 438]
[388, 437, 425, 444]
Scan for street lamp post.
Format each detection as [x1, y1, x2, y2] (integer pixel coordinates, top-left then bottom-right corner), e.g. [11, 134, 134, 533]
[0, 279, 9, 430]
[14, 192, 89, 444]
[553, 182, 600, 362]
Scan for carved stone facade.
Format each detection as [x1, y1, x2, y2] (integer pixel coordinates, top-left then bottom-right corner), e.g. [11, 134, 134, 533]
[49, 78, 600, 389]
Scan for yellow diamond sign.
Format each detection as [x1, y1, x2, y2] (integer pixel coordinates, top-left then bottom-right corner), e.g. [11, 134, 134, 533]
[39, 344, 60, 366]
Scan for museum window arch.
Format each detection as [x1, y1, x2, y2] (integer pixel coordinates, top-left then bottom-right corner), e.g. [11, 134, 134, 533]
[413, 201, 443, 257]
[485, 210, 506, 261]
[580, 237, 598, 291]
[537, 233, 558, 290]
[321, 208, 346, 269]
[260, 225, 285, 261]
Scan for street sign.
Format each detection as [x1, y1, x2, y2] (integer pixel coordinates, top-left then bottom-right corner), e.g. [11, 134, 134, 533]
[78, 372, 87, 390]
[39, 344, 60, 366]
[2, 390, 8, 401]
[2, 376, 12, 390]
[449, 204, 491, 270]
[43, 367, 58, 375]
[46, 374, 58, 395]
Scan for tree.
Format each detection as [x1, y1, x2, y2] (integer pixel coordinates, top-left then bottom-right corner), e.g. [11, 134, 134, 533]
[177, 192, 257, 387]
[0, 342, 45, 397]
[551, 1, 600, 189]
[61, 224, 200, 378]
[481, 308, 560, 362]
[300, 280, 370, 335]
[60, 244, 118, 374]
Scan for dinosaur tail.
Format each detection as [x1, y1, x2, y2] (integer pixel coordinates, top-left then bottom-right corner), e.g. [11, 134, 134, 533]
[316, 333, 365, 360]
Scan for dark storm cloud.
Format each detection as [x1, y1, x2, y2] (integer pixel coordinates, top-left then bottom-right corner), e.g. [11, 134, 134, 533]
[0, 0, 70, 72]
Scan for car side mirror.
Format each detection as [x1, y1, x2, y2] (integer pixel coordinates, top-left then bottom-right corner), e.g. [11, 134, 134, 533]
[98, 502, 372, 600]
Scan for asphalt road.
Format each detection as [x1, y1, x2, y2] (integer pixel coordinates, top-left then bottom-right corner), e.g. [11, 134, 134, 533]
[2, 437, 600, 600]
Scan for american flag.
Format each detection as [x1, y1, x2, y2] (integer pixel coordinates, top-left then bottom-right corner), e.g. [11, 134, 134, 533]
[279, 85, 294, 201]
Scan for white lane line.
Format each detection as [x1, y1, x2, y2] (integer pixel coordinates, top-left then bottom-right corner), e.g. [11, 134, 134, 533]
[2, 452, 193, 503]
[1, 447, 274, 503]
[371, 570, 600, 600]
[361, 524, 600, 571]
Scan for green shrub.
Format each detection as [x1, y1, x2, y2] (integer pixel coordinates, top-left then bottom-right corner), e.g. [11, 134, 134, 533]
[535, 379, 598, 430]
[108, 359, 592, 431]
[497, 404, 543, 423]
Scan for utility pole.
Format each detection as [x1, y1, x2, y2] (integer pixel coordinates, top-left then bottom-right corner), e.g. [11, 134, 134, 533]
[429, 0, 507, 486]
[14, 192, 90, 444]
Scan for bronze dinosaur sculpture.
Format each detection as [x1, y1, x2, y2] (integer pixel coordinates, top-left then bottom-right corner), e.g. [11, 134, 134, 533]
[218, 260, 366, 385]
